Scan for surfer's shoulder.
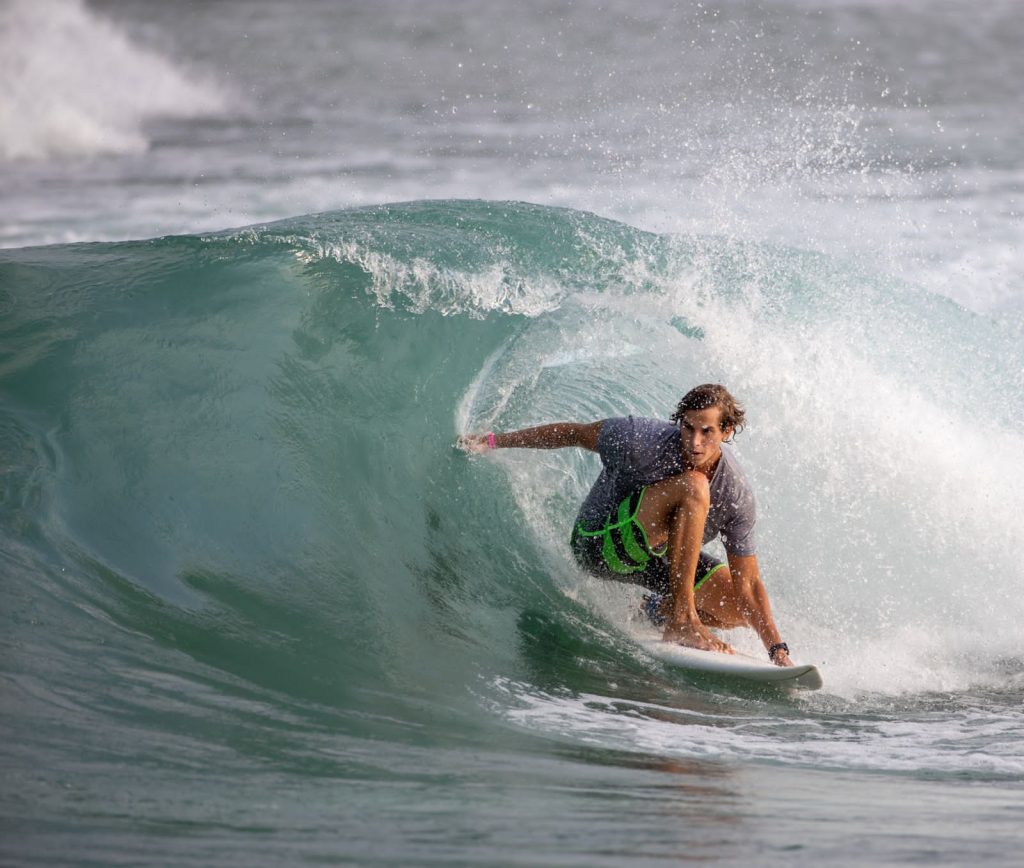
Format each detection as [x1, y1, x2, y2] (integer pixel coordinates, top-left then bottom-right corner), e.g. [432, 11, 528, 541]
[717, 443, 754, 492]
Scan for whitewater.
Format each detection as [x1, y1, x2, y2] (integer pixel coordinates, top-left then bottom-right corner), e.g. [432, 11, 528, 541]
[2, 1, 1023, 865]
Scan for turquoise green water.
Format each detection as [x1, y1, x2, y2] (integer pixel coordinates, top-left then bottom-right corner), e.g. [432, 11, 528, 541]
[2, 201, 1023, 864]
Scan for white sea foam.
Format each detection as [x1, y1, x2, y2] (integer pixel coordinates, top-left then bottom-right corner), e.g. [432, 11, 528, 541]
[0, 0, 224, 160]
[496, 678, 1024, 777]
[290, 238, 567, 318]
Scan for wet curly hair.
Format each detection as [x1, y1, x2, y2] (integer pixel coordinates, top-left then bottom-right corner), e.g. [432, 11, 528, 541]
[670, 384, 746, 436]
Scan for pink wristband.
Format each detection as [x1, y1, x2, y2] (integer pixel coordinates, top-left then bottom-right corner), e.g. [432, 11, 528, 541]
[486, 431, 497, 450]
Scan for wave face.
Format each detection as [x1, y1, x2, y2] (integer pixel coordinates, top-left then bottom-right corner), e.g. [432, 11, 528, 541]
[2, 201, 1023, 863]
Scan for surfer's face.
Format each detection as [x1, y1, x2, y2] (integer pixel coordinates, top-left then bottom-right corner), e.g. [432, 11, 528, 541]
[678, 407, 732, 470]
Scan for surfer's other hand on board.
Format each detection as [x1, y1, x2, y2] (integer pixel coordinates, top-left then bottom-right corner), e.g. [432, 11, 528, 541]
[662, 619, 734, 655]
[769, 645, 794, 667]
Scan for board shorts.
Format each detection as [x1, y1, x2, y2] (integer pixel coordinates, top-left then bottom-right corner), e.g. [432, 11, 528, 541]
[570, 487, 726, 596]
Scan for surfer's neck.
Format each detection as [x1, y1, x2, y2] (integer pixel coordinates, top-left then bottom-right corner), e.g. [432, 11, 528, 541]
[681, 448, 722, 480]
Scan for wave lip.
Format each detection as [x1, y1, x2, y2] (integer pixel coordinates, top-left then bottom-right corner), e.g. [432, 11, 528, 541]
[0, 0, 225, 161]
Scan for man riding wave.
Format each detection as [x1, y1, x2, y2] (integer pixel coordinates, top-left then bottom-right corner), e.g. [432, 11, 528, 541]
[459, 384, 793, 667]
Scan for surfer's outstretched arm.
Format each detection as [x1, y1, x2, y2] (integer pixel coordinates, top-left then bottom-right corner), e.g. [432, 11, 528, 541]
[457, 421, 602, 454]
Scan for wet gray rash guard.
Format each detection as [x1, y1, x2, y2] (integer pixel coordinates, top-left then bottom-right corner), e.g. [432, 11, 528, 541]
[573, 416, 757, 556]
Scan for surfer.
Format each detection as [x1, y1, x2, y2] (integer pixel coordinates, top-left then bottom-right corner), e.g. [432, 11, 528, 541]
[458, 384, 793, 666]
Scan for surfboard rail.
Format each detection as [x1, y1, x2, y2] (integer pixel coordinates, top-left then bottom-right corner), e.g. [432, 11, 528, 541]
[640, 639, 824, 690]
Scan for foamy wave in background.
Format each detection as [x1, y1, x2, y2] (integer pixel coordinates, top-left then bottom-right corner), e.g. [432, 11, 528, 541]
[0, 0, 224, 160]
[1, 0, 1021, 328]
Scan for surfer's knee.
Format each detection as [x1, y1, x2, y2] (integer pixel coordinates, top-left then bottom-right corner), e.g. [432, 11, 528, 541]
[669, 470, 710, 511]
[696, 567, 746, 628]
[645, 470, 710, 514]
[700, 567, 755, 621]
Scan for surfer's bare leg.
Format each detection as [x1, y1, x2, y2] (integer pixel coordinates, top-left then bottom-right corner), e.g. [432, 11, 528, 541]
[636, 472, 733, 654]
[637, 473, 791, 664]
[693, 559, 793, 666]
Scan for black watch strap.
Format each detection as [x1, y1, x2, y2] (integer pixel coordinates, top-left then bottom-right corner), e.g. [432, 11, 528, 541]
[768, 642, 789, 661]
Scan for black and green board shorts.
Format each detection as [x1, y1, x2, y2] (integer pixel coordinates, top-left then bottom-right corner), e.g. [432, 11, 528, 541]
[570, 487, 726, 596]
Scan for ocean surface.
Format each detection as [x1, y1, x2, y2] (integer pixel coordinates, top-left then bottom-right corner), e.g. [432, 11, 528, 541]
[2, 1, 1023, 865]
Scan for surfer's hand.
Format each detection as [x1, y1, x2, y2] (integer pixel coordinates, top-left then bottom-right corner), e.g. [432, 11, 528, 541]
[456, 434, 489, 454]
[771, 649, 794, 668]
[662, 620, 734, 655]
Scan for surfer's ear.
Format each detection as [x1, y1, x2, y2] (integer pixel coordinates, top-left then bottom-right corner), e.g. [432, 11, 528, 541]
[721, 425, 735, 442]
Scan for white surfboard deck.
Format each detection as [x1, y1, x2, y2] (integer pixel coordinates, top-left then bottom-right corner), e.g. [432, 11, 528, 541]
[640, 639, 823, 690]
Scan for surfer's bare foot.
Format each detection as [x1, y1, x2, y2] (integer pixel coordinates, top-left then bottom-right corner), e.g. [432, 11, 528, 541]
[662, 621, 734, 654]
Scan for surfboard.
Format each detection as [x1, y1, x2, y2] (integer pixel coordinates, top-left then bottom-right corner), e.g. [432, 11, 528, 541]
[640, 640, 824, 690]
